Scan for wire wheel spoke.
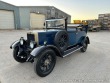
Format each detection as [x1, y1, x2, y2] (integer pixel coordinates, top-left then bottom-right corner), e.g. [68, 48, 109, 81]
[59, 41, 65, 47]
[62, 35, 67, 41]
[40, 54, 53, 72]
[58, 35, 67, 47]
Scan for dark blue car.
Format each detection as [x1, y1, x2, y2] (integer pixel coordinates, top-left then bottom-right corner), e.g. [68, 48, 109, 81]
[10, 18, 90, 77]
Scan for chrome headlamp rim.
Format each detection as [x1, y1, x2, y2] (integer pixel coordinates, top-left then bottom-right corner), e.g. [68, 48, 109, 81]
[30, 41, 34, 49]
[20, 37, 24, 45]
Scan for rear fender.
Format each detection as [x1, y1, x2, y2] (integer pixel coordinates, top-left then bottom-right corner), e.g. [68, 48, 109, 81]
[30, 45, 62, 58]
[86, 36, 90, 44]
[81, 36, 90, 45]
[10, 40, 20, 49]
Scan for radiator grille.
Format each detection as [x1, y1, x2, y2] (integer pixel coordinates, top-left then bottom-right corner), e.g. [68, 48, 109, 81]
[27, 34, 35, 42]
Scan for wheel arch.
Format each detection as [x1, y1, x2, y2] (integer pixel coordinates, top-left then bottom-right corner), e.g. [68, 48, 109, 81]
[30, 45, 63, 58]
[10, 40, 20, 49]
[47, 45, 63, 57]
[80, 36, 90, 45]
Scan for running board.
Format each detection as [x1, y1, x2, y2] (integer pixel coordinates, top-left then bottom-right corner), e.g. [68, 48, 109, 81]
[63, 46, 83, 57]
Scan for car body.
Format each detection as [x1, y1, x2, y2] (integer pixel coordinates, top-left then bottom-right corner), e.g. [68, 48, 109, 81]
[10, 18, 90, 77]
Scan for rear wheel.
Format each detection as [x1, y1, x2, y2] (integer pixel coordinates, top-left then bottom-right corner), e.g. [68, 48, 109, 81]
[80, 39, 88, 52]
[13, 47, 27, 63]
[34, 49, 56, 77]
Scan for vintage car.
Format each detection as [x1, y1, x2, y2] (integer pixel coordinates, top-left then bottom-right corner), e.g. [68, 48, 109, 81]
[10, 18, 90, 77]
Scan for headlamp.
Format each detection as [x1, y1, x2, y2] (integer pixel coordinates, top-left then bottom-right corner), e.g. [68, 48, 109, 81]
[30, 41, 34, 49]
[20, 37, 24, 45]
[44, 41, 47, 45]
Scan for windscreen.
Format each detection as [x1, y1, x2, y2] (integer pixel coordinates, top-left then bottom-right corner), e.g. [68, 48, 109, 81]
[46, 19, 65, 29]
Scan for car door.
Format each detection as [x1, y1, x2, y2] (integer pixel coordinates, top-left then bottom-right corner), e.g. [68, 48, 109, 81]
[76, 27, 86, 44]
[67, 28, 77, 46]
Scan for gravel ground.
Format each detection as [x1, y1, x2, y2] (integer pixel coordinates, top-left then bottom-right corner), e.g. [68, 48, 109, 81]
[0, 30, 110, 83]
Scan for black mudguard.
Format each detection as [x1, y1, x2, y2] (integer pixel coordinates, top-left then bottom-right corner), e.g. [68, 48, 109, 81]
[30, 45, 62, 58]
[81, 36, 90, 45]
[86, 36, 90, 44]
[10, 40, 20, 49]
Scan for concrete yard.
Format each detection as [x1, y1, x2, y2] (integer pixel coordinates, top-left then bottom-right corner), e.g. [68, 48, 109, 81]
[0, 30, 110, 83]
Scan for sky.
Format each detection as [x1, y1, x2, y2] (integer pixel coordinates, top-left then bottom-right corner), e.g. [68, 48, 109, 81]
[1, 0, 110, 22]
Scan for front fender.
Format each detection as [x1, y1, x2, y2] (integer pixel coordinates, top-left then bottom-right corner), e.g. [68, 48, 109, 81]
[10, 40, 20, 49]
[30, 45, 62, 58]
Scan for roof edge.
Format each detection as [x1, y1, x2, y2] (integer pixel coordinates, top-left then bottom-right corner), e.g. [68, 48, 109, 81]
[0, 0, 16, 7]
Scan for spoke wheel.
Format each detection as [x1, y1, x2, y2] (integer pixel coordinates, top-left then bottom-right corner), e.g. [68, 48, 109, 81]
[54, 31, 69, 51]
[58, 34, 68, 48]
[34, 49, 56, 77]
[13, 47, 27, 63]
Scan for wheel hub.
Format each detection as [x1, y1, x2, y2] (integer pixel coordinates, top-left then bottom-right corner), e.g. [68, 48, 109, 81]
[44, 59, 50, 66]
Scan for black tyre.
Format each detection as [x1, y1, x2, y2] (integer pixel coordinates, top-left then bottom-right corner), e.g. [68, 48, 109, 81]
[54, 31, 69, 51]
[13, 47, 27, 63]
[34, 49, 56, 77]
[80, 39, 88, 52]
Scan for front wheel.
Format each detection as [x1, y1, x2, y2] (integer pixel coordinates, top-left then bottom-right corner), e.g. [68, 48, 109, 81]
[34, 49, 56, 77]
[80, 39, 88, 52]
[13, 47, 27, 63]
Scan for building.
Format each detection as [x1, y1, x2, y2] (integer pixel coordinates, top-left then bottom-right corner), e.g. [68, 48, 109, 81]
[0, 1, 20, 29]
[0, 1, 71, 29]
[98, 13, 110, 30]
